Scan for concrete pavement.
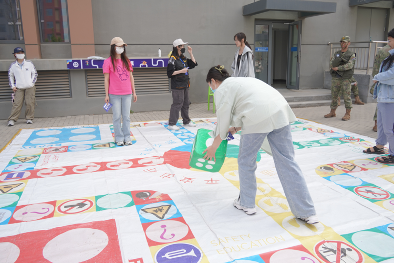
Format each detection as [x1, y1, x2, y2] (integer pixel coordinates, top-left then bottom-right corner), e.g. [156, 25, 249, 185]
[0, 102, 378, 151]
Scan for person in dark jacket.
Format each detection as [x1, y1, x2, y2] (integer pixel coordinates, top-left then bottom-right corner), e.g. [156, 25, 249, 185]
[167, 39, 198, 130]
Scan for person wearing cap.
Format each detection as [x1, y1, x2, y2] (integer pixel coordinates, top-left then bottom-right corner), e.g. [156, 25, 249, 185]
[103, 37, 137, 146]
[166, 39, 198, 130]
[325, 36, 356, 121]
[7, 47, 38, 126]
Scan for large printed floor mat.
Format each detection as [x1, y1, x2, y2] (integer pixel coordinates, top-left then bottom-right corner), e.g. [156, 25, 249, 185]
[0, 119, 393, 263]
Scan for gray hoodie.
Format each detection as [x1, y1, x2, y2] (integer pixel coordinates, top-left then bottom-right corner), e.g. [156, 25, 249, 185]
[231, 46, 255, 77]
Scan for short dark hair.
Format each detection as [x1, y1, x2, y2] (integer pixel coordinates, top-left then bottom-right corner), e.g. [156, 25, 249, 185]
[206, 65, 230, 83]
[388, 28, 394, 38]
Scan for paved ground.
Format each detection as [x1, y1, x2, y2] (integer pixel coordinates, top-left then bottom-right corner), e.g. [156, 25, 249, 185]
[0, 102, 378, 151]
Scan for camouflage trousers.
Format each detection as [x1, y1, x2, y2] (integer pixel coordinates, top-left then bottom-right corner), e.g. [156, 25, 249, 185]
[350, 76, 359, 97]
[331, 78, 352, 109]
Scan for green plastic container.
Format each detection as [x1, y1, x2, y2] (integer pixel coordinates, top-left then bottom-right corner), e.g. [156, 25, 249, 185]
[189, 128, 228, 172]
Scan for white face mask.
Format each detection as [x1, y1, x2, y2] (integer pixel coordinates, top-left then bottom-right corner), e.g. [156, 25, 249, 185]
[16, 54, 25, 60]
[115, 47, 124, 54]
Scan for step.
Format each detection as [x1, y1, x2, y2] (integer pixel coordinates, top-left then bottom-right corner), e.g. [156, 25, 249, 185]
[289, 100, 332, 108]
[284, 94, 332, 102]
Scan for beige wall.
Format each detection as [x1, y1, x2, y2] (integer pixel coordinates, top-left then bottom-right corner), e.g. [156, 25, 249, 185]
[68, 0, 95, 58]
[20, 0, 41, 59]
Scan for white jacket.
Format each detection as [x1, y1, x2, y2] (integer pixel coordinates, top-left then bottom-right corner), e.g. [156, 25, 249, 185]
[8, 60, 38, 89]
[231, 46, 255, 77]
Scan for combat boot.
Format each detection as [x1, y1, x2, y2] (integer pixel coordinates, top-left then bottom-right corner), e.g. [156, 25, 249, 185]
[373, 120, 377, 132]
[355, 96, 365, 105]
[338, 97, 341, 106]
[342, 109, 351, 121]
[324, 108, 337, 118]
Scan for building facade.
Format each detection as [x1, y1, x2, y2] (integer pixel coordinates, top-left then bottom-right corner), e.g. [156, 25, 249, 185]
[0, 0, 393, 119]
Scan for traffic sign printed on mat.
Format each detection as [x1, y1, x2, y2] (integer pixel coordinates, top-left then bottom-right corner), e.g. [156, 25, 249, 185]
[314, 240, 363, 263]
[56, 198, 95, 216]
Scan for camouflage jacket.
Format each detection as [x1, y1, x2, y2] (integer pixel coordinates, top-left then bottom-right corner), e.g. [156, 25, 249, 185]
[370, 45, 391, 94]
[330, 50, 356, 79]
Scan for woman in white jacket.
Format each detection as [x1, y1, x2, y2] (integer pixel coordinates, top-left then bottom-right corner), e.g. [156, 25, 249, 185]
[203, 65, 318, 225]
[231, 32, 255, 77]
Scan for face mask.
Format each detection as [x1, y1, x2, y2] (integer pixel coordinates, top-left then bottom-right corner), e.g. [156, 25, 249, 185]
[16, 54, 25, 60]
[115, 47, 124, 54]
[180, 48, 186, 54]
[210, 82, 216, 93]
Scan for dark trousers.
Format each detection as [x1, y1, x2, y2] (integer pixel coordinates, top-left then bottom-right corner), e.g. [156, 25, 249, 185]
[169, 88, 191, 126]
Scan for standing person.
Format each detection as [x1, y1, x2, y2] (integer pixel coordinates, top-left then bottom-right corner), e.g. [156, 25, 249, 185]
[167, 39, 198, 130]
[231, 32, 255, 77]
[363, 29, 394, 164]
[7, 47, 38, 126]
[325, 36, 356, 121]
[370, 44, 391, 132]
[103, 37, 137, 146]
[203, 65, 318, 224]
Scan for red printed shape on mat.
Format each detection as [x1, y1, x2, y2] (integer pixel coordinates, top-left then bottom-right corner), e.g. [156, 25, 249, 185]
[131, 190, 171, 205]
[42, 146, 69, 154]
[329, 161, 367, 173]
[141, 217, 195, 247]
[8, 200, 57, 224]
[0, 219, 122, 263]
[163, 150, 191, 169]
[129, 258, 144, 263]
[260, 244, 320, 263]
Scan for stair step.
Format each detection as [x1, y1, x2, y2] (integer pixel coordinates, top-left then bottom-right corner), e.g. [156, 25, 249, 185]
[284, 94, 332, 102]
[289, 100, 332, 108]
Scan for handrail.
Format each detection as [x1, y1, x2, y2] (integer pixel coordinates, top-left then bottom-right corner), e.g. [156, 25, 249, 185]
[328, 40, 388, 74]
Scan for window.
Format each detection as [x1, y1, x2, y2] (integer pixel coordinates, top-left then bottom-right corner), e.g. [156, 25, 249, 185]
[38, 0, 69, 42]
[0, 0, 24, 41]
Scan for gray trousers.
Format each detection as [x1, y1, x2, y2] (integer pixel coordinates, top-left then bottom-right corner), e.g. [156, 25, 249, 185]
[376, 102, 394, 155]
[168, 88, 191, 126]
[238, 125, 316, 218]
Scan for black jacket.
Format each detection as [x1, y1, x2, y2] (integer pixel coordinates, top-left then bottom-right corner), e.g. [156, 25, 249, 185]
[167, 55, 198, 90]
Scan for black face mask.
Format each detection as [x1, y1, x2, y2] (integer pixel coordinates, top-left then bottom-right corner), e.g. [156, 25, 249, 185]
[180, 48, 186, 54]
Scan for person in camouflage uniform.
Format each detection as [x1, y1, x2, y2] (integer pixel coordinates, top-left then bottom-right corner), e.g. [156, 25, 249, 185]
[337, 76, 365, 106]
[325, 36, 356, 121]
[370, 44, 391, 132]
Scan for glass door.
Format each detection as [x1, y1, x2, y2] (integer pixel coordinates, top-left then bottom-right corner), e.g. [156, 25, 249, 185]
[254, 23, 270, 84]
[287, 21, 301, 89]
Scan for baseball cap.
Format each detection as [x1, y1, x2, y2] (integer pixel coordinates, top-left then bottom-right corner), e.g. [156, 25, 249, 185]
[340, 36, 350, 43]
[173, 39, 188, 47]
[110, 37, 127, 46]
[12, 47, 24, 54]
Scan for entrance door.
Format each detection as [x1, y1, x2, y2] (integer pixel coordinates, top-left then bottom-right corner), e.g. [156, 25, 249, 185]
[287, 21, 301, 89]
[254, 23, 270, 84]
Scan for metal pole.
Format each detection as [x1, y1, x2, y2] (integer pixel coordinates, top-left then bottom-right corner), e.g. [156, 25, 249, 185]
[366, 42, 372, 75]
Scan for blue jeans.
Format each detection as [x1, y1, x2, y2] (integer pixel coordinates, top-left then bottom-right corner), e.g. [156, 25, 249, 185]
[109, 94, 131, 142]
[238, 125, 316, 218]
[376, 102, 394, 155]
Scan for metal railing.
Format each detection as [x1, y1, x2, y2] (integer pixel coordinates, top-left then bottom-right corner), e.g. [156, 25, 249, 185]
[328, 41, 388, 74]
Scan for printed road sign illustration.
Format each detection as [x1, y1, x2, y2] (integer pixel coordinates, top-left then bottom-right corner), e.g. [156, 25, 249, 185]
[0, 120, 392, 263]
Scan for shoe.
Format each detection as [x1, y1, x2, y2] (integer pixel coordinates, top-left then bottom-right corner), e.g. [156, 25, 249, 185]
[342, 109, 351, 121]
[8, 120, 14, 126]
[324, 108, 336, 118]
[116, 141, 124, 146]
[298, 215, 319, 225]
[124, 141, 133, 146]
[168, 125, 180, 130]
[184, 122, 196, 127]
[26, 120, 33, 124]
[233, 197, 256, 215]
[354, 96, 365, 105]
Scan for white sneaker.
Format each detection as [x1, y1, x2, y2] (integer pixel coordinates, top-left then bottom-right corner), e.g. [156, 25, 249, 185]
[116, 141, 124, 146]
[298, 215, 319, 225]
[184, 122, 196, 127]
[168, 125, 180, 130]
[124, 141, 133, 146]
[8, 120, 14, 126]
[26, 120, 33, 124]
[233, 197, 256, 215]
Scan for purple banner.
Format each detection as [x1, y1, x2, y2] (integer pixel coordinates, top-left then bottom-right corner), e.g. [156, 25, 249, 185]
[66, 58, 169, 70]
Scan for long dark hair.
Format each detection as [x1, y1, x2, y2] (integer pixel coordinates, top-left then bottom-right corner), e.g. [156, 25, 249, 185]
[234, 32, 252, 50]
[381, 28, 394, 71]
[110, 44, 131, 72]
[206, 65, 230, 83]
[170, 46, 185, 60]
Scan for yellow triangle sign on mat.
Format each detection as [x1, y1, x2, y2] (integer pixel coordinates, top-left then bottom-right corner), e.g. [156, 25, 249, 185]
[141, 205, 171, 219]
